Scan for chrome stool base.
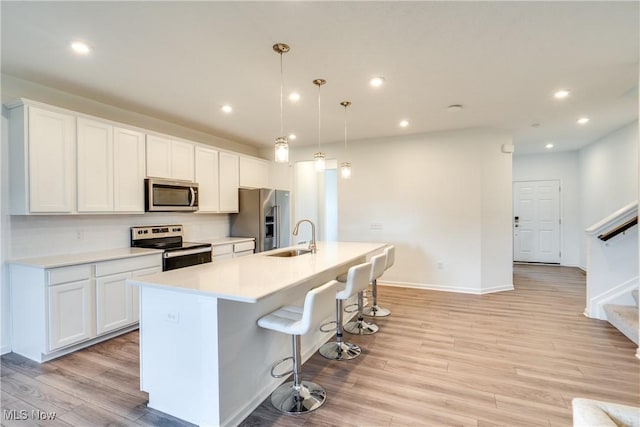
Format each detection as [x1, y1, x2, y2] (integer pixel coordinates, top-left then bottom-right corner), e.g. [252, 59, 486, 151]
[362, 305, 390, 317]
[319, 341, 361, 360]
[270, 380, 326, 414]
[344, 320, 379, 335]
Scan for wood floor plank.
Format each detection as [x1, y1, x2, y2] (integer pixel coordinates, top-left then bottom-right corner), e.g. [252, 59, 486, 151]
[2, 264, 639, 427]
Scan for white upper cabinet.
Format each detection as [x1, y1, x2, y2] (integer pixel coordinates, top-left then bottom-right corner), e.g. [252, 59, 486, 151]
[195, 146, 220, 213]
[172, 140, 195, 181]
[219, 151, 239, 212]
[77, 119, 145, 213]
[239, 156, 269, 189]
[9, 103, 76, 214]
[114, 127, 146, 212]
[146, 135, 195, 182]
[77, 118, 114, 212]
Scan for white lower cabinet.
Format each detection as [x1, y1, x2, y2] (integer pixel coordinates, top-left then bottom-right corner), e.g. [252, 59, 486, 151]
[10, 252, 162, 363]
[96, 272, 132, 335]
[48, 279, 94, 351]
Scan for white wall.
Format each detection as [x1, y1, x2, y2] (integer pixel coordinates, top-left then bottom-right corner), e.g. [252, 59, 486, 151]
[513, 151, 581, 267]
[286, 128, 514, 294]
[579, 121, 639, 267]
[1, 107, 11, 354]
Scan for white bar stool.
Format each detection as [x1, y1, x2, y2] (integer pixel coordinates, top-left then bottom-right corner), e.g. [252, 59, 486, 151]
[344, 252, 387, 335]
[257, 280, 337, 414]
[363, 245, 394, 318]
[319, 262, 372, 360]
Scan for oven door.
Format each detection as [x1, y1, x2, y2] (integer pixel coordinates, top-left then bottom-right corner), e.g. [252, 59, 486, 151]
[146, 178, 199, 212]
[163, 247, 212, 271]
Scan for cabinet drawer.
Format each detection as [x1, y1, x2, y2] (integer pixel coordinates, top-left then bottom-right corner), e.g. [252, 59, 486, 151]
[234, 241, 255, 253]
[95, 254, 162, 277]
[48, 264, 91, 286]
[213, 244, 233, 256]
[234, 250, 254, 258]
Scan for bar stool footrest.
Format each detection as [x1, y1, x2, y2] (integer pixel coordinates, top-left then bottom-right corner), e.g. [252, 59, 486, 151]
[343, 303, 359, 313]
[270, 356, 294, 378]
[319, 320, 337, 333]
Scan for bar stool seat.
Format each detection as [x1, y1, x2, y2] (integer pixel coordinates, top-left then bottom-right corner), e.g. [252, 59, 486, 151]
[363, 245, 395, 318]
[343, 252, 387, 335]
[257, 280, 337, 414]
[319, 262, 372, 360]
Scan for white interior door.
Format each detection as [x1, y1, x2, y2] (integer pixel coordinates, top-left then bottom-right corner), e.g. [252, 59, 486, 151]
[513, 180, 561, 263]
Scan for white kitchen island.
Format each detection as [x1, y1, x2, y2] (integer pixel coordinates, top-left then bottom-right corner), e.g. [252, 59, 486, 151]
[127, 241, 386, 427]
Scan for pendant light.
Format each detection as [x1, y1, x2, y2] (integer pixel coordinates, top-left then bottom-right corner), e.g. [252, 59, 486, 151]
[273, 43, 290, 163]
[313, 79, 326, 171]
[340, 101, 352, 179]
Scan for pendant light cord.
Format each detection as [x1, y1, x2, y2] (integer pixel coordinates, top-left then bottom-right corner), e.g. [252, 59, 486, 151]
[317, 84, 321, 150]
[279, 52, 284, 137]
[344, 104, 348, 152]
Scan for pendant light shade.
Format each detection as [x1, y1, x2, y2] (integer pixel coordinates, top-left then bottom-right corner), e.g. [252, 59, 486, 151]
[273, 43, 290, 163]
[340, 161, 352, 179]
[313, 79, 326, 172]
[340, 101, 352, 179]
[274, 136, 288, 163]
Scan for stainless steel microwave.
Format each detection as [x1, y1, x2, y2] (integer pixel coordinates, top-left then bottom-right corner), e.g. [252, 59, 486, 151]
[145, 178, 199, 212]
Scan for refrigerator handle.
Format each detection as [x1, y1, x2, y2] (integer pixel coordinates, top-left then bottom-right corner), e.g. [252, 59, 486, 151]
[275, 204, 280, 249]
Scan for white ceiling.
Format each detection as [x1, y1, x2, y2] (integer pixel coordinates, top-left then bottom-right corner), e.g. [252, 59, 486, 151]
[2, 1, 638, 155]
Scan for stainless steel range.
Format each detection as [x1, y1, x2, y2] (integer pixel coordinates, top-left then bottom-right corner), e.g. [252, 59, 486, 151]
[130, 225, 212, 271]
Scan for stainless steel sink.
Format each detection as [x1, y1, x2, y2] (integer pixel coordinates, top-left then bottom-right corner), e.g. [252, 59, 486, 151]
[266, 249, 312, 257]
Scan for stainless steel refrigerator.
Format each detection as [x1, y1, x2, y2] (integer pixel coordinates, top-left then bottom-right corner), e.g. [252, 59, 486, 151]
[230, 189, 290, 252]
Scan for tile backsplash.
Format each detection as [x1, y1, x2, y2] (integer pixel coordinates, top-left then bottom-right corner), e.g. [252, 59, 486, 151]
[9, 213, 230, 259]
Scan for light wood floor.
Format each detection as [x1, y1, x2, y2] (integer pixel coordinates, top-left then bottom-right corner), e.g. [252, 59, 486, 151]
[2, 265, 639, 426]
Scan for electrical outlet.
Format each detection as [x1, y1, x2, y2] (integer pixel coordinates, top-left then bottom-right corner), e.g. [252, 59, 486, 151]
[165, 312, 180, 324]
[370, 223, 383, 231]
[437, 261, 444, 270]
[76, 230, 84, 240]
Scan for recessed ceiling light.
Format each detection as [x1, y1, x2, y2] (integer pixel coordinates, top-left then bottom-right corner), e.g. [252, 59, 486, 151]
[221, 105, 233, 114]
[288, 92, 300, 102]
[577, 117, 590, 125]
[545, 143, 554, 149]
[288, 133, 297, 140]
[369, 77, 385, 87]
[71, 41, 91, 55]
[554, 89, 570, 99]
[447, 104, 463, 112]
[399, 120, 409, 128]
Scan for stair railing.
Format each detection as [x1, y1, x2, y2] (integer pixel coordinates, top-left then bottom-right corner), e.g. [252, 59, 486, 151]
[598, 216, 638, 242]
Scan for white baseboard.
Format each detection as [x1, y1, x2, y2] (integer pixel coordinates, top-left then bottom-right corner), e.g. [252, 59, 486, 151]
[1, 344, 11, 355]
[380, 281, 513, 295]
[588, 276, 639, 320]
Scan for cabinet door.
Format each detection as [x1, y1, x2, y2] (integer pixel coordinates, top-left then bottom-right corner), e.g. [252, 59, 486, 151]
[48, 280, 93, 351]
[77, 118, 114, 212]
[219, 152, 239, 212]
[171, 140, 195, 182]
[28, 106, 76, 213]
[131, 266, 162, 322]
[114, 127, 145, 212]
[195, 146, 220, 212]
[146, 135, 172, 179]
[96, 272, 132, 335]
[239, 156, 269, 189]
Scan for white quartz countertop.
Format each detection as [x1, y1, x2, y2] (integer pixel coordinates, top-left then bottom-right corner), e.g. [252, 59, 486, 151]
[128, 241, 386, 303]
[202, 237, 255, 246]
[9, 247, 163, 269]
